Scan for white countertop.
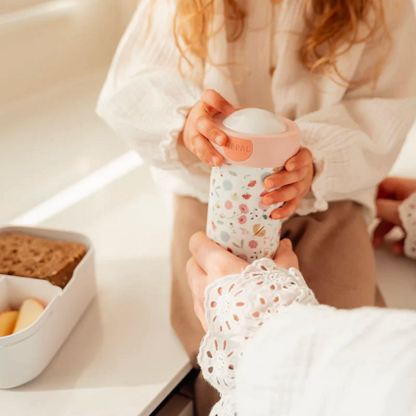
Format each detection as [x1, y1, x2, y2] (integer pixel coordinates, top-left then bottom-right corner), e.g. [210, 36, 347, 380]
[1, 168, 192, 416]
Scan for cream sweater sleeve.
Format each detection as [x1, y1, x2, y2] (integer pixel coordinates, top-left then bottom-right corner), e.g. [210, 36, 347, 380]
[96, 0, 201, 171]
[296, 0, 416, 221]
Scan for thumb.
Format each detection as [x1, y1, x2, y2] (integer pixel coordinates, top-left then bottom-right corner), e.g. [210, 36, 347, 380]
[273, 239, 299, 270]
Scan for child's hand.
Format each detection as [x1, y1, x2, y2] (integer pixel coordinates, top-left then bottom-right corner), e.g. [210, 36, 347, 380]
[262, 147, 314, 219]
[181, 89, 234, 166]
[373, 177, 416, 255]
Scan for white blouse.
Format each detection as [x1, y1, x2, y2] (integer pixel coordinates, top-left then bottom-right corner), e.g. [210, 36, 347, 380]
[198, 193, 416, 416]
[96, 0, 416, 221]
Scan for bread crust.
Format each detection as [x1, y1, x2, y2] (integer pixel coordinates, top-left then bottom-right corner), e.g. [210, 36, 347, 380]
[0, 233, 86, 288]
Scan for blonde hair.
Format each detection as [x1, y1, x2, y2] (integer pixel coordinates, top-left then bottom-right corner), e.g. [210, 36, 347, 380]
[171, 0, 390, 86]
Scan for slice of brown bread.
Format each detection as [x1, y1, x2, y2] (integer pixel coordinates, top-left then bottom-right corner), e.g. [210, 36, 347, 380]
[0, 233, 86, 289]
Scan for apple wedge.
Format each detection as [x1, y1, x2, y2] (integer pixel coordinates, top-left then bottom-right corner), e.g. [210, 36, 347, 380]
[0, 311, 19, 337]
[13, 298, 45, 334]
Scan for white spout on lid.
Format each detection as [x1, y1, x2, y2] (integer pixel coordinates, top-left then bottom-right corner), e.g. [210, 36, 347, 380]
[223, 108, 287, 136]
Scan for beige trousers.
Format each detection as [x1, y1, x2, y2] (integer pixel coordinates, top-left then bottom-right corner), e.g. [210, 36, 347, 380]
[170, 195, 380, 416]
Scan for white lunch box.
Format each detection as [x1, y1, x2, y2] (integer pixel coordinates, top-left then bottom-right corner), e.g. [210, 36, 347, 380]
[0, 226, 96, 389]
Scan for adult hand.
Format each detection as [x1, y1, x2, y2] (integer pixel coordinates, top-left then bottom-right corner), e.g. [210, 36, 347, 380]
[374, 177, 416, 255]
[186, 232, 298, 330]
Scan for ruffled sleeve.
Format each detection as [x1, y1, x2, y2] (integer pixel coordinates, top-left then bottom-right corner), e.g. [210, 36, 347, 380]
[197, 258, 318, 416]
[96, 0, 202, 172]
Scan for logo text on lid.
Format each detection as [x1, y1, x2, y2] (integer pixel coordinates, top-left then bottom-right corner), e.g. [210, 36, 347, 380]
[223, 137, 253, 162]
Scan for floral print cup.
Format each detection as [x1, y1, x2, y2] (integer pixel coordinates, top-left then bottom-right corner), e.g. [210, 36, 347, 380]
[207, 164, 283, 263]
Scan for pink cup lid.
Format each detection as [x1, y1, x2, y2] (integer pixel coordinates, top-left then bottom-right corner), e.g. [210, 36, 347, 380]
[211, 110, 300, 168]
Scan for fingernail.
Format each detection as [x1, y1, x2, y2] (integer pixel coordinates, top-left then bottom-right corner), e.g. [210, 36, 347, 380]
[286, 163, 295, 171]
[215, 135, 225, 146]
[212, 156, 221, 166]
[273, 212, 281, 219]
[224, 104, 234, 114]
[265, 196, 274, 205]
[267, 179, 275, 189]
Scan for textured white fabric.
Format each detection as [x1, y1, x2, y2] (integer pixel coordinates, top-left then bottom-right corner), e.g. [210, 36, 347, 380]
[236, 304, 416, 416]
[97, 0, 416, 221]
[399, 192, 416, 259]
[197, 258, 318, 415]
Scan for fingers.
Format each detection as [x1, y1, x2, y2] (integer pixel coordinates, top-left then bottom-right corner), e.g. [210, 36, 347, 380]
[194, 300, 208, 332]
[373, 220, 395, 247]
[273, 239, 299, 270]
[195, 113, 227, 146]
[390, 239, 404, 256]
[191, 133, 223, 166]
[378, 177, 416, 200]
[186, 257, 209, 331]
[376, 199, 402, 226]
[186, 256, 207, 301]
[263, 183, 304, 206]
[183, 91, 235, 166]
[271, 198, 300, 219]
[264, 166, 308, 190]
[285, 147, 312, 172]
[201, 89, 234, 115]
[189, 231, 248, 278]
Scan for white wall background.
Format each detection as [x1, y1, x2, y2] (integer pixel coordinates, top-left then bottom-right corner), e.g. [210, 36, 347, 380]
[0, 0, 139, 108]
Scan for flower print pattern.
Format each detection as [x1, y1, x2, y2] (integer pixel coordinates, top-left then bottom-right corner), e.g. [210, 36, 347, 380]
[248, 240, 258, 249]
[221, 231, 230, 242]
[239, 204, 249, 213]
[238, 215, 247, 224]
[207, 165, 283, 263]
[225, 200, 233, 210]
[223, 180, 233, 191]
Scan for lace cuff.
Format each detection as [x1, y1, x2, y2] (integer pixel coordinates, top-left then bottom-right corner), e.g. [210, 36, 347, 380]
[399, 192, 416, 260]
[197, 258, 318, 416]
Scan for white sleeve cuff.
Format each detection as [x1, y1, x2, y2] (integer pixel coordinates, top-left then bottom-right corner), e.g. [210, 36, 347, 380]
[96, 69, 201, 171]
[198, 258, 318, 416]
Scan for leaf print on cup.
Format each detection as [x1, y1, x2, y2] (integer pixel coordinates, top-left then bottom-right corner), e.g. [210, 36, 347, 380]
[228, 171, 238, 177]
[238, 215, 247, 225]
[242, 194, 252, 200]
[248, 240, 258, 249]
[248, 180, 257, 187]
[225, 200, 233, 210]
[223, 180, 233, 191]
[239, 204, 249, 214]
[220, 231, 230, 242]
[232, 239, 244, 249]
